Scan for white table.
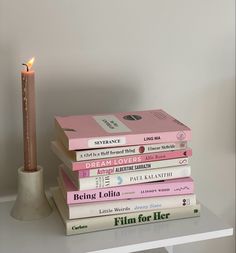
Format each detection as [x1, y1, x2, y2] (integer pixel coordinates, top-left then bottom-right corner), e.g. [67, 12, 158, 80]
[0, 200, 233, 253]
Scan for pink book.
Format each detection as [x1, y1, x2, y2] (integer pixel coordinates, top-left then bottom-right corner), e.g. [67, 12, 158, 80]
[74, 148, 191, 171]
[58, 169, 194, 204]
[55, 109, 191, 150]
[51, 140, 192, 171]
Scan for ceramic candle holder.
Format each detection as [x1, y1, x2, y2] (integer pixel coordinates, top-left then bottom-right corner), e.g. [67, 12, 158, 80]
[11, 166, 52, 220]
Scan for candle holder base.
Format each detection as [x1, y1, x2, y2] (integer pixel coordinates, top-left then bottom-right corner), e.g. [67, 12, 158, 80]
[11, 166, 52, 221]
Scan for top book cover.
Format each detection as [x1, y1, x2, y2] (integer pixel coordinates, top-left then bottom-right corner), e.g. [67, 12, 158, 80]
[55, 109, 191, 150]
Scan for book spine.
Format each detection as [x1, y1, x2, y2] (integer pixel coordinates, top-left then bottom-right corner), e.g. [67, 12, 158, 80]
[66, 204, 201, 235]
[78, 157, 189, 178]
[68, 130, 191, 150]
[75, 141, 188, 161]
[73, 149, 192, 170]
[64, 177, 194, 204]
[78, 165, 191, 190]
[69, 130, 191, 150]
[69, 194, 196, 219]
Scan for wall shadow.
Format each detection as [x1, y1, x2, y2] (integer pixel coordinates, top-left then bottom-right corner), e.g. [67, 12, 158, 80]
[0, 42, 21, 197]
[36, 75, 141, 189]
[0, 44, 141, 196]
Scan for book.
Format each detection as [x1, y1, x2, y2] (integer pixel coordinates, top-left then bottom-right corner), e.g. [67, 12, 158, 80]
[51, 187, 200, 235]
[63, 192, 196, 219]
[68, 141, 188, 161]
[61, 163, 191, 190]
[75, 157, 189, 178]
[51, 140, 192, 171]
[55, 109, 191, 150]
[59, 169, 195, 204]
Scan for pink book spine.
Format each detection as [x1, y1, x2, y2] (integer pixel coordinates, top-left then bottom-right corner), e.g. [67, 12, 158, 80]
[72, 148, 192, 171]
[69, 130, 191, 150]
[66, 178, 194, 204]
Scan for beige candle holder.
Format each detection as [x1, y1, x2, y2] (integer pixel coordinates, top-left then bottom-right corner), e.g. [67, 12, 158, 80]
[11, 166, 52, 220]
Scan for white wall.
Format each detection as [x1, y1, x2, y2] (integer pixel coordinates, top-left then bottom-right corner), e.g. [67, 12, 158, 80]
[0, 0, 235, 252]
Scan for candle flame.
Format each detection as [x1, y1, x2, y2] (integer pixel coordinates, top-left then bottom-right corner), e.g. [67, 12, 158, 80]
[27, 57, 35, 70]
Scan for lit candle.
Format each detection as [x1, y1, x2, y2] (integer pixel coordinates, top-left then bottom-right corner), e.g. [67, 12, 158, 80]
[21, 57, 37, 172]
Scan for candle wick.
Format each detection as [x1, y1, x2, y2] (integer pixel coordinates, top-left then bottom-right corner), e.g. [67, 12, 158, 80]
[22, 63, 29, 72]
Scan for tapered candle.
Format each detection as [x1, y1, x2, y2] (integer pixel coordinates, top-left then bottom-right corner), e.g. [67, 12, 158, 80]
[21, 57, 37, 172]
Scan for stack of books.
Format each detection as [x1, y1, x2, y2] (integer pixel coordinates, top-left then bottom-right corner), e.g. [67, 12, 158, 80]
[51, 109, 200, 235]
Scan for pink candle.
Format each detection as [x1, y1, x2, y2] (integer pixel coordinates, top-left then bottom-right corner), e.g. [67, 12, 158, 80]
[21, 58, 37, 172]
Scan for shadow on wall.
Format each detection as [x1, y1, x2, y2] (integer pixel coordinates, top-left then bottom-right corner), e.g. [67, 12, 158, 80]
[36, 75, 141, 190]
[0, 43, 22, 197]
[0, 70, 141, 196]
[0, 44, 141, 196]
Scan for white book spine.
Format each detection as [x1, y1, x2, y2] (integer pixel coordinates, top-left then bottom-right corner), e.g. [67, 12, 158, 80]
[67, 205, 200, 235]
[51, 188, 200, 235]
[76, 141, 187, 161]
[85, 157, 189, 177]
[78, 165, 191, 190]
[66, 204, 200, 235]
[69, 194, 196, 219]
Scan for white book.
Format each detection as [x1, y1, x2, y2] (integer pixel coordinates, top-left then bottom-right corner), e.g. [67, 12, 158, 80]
[61, 164, 191, 190]
[80, 157, 189, 177]
[75, 141, 187, 161]
[67, 193, 196, 219]
[51, 187, 200, 235]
